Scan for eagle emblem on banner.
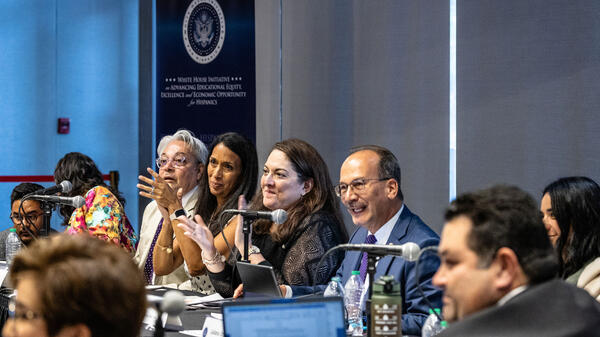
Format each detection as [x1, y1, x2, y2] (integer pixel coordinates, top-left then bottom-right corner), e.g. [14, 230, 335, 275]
[183, 0, 225, 64]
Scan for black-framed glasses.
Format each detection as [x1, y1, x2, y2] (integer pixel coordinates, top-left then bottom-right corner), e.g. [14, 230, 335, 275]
[8, 297, 43, 321]
[334, 177, 392, 197]
[9, 212, 43, 225]
[156, 154, 193, 168]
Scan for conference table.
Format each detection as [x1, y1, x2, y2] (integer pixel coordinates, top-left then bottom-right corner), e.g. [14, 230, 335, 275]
[0, 286, 218, 337]
[140, 307, 217, 337]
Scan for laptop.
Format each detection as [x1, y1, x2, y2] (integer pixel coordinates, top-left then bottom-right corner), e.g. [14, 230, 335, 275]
[222, 297, 346, 337]
[236, 261, 282, 297]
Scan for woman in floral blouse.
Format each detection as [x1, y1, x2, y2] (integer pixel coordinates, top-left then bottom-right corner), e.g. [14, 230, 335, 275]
[54, 152, 137, 252]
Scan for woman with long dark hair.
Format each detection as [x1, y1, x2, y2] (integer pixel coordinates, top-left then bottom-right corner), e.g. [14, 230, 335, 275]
[54, 152, 137, 252]
[541, 176, 600, 300]
[179, 138, 348, 297]
[152, 132, 258, 283]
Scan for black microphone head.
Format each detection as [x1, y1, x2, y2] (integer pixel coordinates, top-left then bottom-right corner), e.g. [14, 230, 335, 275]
[271, 209, 287, 224]
[71, 196, 85, 208]
[161, 290, 186, 315]
[59, 181, 73, 193]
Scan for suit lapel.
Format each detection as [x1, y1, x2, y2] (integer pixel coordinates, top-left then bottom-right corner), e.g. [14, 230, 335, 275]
[375, 206, 411, 278]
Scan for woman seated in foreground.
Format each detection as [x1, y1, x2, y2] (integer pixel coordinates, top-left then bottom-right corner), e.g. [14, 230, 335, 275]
[179, 138, 348, 297]
[2, 234, 146, 337]
[150, 132, 258, 290]
[541, 176, 600, 301]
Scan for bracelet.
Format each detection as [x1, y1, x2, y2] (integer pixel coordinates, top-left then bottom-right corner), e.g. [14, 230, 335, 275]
[248, 245, 261, 255]
[156, 243, 173, 254]
[201, 250, 225, 266]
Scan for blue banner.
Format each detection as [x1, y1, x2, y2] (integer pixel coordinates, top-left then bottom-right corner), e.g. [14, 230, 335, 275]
[156, 0, 256, 145]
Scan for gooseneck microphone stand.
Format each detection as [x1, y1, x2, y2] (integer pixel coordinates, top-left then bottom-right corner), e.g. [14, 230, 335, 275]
[241, 216, 252, 262]
[39, 201, 53, 237]
[19, 195, 54, 239]
[366, 253, 380, 337]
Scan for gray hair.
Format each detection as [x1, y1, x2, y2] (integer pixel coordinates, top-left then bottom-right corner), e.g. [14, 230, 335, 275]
[157, 129, 208, 164]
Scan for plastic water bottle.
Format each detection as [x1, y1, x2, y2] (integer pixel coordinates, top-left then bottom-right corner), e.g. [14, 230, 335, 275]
[324, 276, 345, 297]
[6, 228, 23, 266]
[344, 270, 364, 336]
[421, 308, 446, 337]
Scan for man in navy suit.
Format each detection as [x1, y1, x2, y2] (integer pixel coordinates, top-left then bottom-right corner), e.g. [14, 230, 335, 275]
[286, 145, 442, 336]
[434, 185, 600, 337]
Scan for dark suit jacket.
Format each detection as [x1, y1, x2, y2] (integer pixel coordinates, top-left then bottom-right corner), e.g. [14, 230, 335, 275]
[438, 279, 600, 337]
[291, 205, 442, 336]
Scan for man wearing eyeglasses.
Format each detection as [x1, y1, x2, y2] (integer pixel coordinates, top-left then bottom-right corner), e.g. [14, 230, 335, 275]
[287, 145, 442, 335]
[134, 129, 209, 291]
[1, 183, 53, 260]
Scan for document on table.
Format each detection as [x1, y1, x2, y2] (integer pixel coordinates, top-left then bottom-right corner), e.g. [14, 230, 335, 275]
[184, 292, 223, 306]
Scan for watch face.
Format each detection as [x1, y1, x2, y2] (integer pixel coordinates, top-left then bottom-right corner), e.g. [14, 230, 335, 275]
[175, 209, 187, 218]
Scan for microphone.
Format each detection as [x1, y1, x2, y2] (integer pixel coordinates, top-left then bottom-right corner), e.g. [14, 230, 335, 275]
[33, 181, 73, 195]
[222, 209, 288, 224]
[337, 242, 421, 261]
[27, 195, 85, 208]
[161, 290, 185, 331]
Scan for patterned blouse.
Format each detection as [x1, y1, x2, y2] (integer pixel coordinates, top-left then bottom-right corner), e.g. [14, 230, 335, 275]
[66, 185, 138, 252]
[208, 211, 346, 297]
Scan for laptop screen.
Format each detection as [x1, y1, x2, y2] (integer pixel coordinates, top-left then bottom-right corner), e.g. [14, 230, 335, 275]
[222, 297, 346, 337]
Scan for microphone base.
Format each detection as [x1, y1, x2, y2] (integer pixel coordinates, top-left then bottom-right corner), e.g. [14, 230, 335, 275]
[164, 315, 184, 331]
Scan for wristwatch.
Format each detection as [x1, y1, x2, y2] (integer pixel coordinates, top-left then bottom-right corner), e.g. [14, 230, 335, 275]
[169, 208, 187, 221]
[248, 245, 261, 255]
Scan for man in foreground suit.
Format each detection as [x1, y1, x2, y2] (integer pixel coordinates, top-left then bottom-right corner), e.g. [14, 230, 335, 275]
[434, 185, 600, 337]
[288, 145, 441, 335]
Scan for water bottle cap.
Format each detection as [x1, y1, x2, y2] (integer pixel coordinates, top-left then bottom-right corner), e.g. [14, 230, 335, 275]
[434, 308, 441, 314]
[428, 308, 434, 314]
[351, 270, 360, 275]
[441, 321, 448, 328]
[9, 228, 16, 232]
[331, 276, 341, 282]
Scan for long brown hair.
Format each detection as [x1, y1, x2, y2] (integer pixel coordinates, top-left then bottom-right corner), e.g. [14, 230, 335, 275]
[251, 139, 347, 243]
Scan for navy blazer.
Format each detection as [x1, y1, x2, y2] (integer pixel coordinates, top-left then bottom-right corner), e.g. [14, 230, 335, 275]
[291, 206, 442, 336]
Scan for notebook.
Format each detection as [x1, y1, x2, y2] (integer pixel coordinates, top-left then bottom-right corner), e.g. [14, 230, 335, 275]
[236, 261, 282, 297]
[222, 297, 346, 337]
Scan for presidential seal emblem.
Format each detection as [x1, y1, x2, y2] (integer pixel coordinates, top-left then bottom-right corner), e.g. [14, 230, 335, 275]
[183, 0, 225, 64]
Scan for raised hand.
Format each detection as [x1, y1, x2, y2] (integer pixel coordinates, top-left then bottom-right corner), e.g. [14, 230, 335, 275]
[137, 167, 181, 211]
[178, 214, 217, 257]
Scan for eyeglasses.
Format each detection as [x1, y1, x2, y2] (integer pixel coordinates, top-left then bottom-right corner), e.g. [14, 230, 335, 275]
[10, 212, 42, 225]
[156, 154, 194, 168]
[8, 297, 43, 321]
[334, 177, 392, 197]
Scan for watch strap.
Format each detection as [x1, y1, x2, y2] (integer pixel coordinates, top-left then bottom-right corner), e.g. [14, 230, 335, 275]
[169, 208, 187, 221]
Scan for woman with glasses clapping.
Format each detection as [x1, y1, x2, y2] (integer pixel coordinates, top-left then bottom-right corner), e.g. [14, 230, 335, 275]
[139, 131, 258, 293]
